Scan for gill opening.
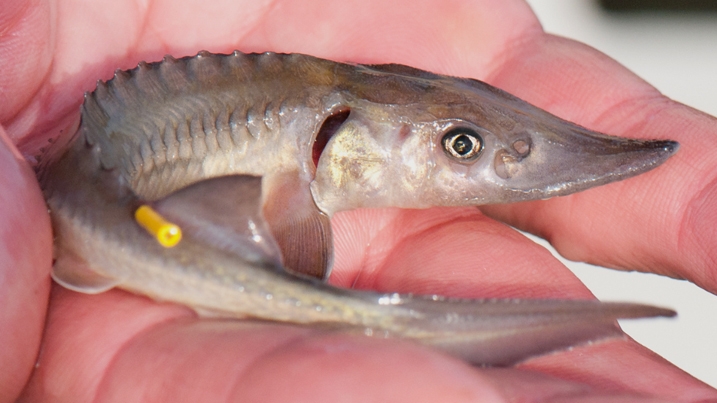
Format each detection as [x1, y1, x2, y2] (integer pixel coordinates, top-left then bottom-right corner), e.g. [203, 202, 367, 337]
[312, 108, 351, 169]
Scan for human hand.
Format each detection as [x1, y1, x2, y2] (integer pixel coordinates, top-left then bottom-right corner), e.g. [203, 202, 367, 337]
[2, 0, 716, 401]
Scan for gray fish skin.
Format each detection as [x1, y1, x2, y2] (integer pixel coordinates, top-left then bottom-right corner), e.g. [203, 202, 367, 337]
[37, 51, 676, 366]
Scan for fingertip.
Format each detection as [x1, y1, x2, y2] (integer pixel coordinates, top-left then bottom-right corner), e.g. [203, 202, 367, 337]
[0, 128, 53, 401]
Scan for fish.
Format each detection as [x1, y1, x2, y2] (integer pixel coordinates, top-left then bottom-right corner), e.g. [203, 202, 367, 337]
[36, 50, 677, 366]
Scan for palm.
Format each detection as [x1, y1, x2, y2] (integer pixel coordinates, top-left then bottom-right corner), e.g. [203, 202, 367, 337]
[1, 0, 715, 401]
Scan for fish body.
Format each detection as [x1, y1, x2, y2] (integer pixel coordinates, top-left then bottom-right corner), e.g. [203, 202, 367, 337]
[37, 51, 676, 366]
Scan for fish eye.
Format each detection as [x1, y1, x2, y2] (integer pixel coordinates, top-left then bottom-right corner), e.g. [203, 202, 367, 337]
[441, 128, 483, 162]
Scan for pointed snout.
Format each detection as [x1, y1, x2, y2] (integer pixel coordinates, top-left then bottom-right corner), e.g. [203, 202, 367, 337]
[491, 120, 678, 201]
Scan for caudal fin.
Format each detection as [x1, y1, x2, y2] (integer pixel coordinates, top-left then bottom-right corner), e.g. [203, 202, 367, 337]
[379, 297, 675, 366]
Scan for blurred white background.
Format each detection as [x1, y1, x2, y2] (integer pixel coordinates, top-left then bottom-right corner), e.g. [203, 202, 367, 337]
[525, 0, 717, 388]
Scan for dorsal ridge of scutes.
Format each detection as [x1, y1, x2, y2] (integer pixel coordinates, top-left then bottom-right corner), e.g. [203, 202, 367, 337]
[86, 53, 253, 123]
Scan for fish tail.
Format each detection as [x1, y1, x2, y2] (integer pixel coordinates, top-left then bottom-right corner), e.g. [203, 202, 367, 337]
[370, 296, 675, 366]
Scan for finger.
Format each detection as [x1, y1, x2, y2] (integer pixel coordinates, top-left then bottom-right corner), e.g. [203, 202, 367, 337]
[330, 207, 593, 300]
[19, 286, 192, 402]
[520, 338, 717, 401]
[480, 33, 717, 293]
[22, 286, 702, 402]
[237, 0, 540, 75]
[100, 322, 506, 403]
[0, 129, 52, 401]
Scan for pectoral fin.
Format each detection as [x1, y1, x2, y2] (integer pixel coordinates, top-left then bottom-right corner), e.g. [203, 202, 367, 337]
[150, 175, 284, 269]
[145, 173, 333, 279]
[262, 172, 333, 281]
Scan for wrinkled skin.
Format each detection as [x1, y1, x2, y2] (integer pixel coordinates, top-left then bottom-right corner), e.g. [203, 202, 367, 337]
[1, 0, 716, 402]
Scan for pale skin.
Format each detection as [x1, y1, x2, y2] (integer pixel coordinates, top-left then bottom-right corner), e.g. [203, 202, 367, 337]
[2, 0, 717, 401]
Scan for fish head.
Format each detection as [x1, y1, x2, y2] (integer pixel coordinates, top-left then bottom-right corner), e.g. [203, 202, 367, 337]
[311, 66, 677, 215]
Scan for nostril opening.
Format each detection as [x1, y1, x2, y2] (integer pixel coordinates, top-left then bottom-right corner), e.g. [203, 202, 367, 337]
[495, 150, 518, 179]
[513, 139, 531, 156]
[312, 108, 351, 168]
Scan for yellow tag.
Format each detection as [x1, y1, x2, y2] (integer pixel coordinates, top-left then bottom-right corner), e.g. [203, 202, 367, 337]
[134, 205, 182, 247]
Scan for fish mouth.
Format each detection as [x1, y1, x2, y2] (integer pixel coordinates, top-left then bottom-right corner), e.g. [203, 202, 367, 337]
[490, 122, 679, 201]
